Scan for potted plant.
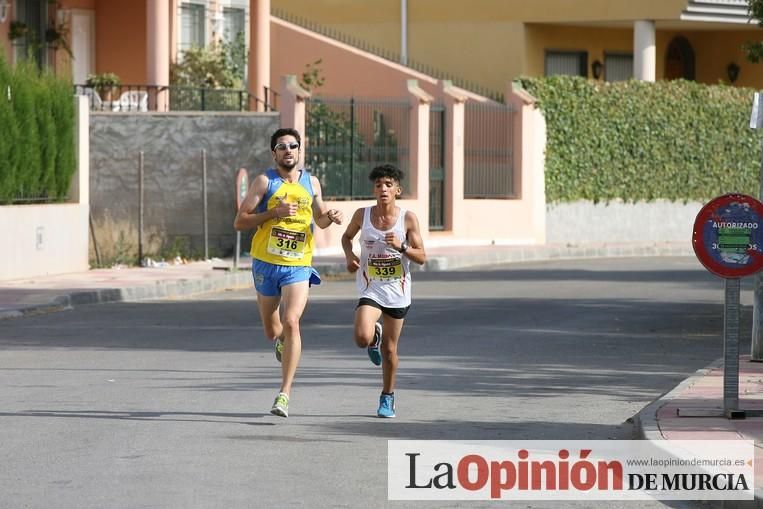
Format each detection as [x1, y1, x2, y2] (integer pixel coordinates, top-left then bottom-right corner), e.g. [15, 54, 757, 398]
[86, 72, 121, 102]
[45, 22, 72, 57]
[8, 21, 29, 41]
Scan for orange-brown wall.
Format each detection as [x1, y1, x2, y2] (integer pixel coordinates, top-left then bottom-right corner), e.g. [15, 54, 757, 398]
[94, 0, 146, 84]
[271, 17, 438, 98]
[61, 0, 96, 8]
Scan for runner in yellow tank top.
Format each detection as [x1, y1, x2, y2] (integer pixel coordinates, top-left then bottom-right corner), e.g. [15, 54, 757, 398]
[250, 167, 316, 266]
[234, 128, 344, 418]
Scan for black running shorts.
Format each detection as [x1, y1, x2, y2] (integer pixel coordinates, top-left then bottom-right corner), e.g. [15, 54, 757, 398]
[356, 297, 410, 319]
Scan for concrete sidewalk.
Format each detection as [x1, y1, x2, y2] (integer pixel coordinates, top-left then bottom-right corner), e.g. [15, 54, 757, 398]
[638, 355, 763, 507]
[0, 241, 691, 320]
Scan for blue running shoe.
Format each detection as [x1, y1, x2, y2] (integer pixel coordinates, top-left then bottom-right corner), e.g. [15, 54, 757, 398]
[377, 393, 395, 418]
[367, 322, 382, 366]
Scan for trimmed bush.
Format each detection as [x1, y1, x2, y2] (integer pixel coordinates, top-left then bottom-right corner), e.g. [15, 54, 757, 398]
[0, 54, 76, 204]
[518, 76, 763, 203]
[49, 75, 76, 199]
[36, 72, 57, 198]
[12, 60, 41, 199]
[0, 53, 19, 202]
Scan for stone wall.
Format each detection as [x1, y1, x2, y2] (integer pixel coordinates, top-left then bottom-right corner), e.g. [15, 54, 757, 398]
[89, 112, 279, 264]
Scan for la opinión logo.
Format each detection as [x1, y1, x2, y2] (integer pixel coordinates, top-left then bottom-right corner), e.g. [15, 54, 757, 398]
[405, 449, 623, 499]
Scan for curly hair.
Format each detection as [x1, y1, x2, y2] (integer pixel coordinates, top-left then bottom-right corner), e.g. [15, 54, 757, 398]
[368, 164, 404, 183]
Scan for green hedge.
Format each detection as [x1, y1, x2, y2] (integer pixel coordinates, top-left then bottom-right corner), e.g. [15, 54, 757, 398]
[0, 53, 76, 204]
[518, 76, 763, 203]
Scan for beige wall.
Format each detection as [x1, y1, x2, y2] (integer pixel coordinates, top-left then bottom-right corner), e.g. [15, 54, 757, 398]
[526, 24, 633, 79]
[525, 24, 763, 86]
[0, 204, 89, 280]
[272, 0, 760, 89]
[409, 19, 526, 91]
[272, 0, 688, 27]
[673, 29, 763, 87]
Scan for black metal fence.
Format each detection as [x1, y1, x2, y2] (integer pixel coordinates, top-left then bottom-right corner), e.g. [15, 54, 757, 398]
[464, 101, 516, 199]
[429, 104, 446, 229]
[73, 84, 278, 112]
[305, 97, 410, 200]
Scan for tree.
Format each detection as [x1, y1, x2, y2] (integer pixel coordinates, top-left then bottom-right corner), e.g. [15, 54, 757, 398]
[170, 38, 249, 111]
[171, 38, 246, 89]
[745, 0, 763, 62]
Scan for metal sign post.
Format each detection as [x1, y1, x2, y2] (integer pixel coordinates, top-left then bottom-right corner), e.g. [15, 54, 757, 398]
[724, 277, 741, 414]
[749, 93, 763, 360]
[233, 168, 248, 271]
[202, 150, 209, 261]
[691, 193, 763, 419]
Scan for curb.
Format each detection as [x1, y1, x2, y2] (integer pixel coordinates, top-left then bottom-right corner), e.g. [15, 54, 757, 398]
[634, 359, 763, 507]
[0, 269, 254, 321]
[0, 242, 696, 321]
[419, 243, 694, 271]
[634, 360, 721, 441]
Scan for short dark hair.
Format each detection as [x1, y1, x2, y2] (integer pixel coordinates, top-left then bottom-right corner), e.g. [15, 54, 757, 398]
[368, 164, 404, 183]
[270, 128, 301, 151]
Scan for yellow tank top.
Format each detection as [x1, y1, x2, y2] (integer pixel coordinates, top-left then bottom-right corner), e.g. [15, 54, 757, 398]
[250, 169, 315, 266]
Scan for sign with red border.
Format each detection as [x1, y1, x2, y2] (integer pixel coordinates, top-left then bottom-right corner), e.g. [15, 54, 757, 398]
[692, 193, 763, 278]
[236, 168, 248, 209]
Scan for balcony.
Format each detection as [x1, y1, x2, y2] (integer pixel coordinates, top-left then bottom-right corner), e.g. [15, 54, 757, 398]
[681, 0, 753, 23]
[74, 85, 278, 112]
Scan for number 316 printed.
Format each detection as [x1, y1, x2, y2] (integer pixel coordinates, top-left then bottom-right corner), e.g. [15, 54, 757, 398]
[276, 238, 299, 250]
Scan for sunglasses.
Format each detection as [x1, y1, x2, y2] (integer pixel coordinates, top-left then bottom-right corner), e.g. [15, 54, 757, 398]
[274, 142, 300, 151]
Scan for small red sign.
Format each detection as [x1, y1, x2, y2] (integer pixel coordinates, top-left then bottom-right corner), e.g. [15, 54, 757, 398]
[692, 193, 763, 278]
[236, 168, 248, 209]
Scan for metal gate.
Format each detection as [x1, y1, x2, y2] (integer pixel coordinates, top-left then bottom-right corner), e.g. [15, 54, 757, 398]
[464, 101, 515, 198]
[429, 104, 445, 230]
[305, 97, 410, 200]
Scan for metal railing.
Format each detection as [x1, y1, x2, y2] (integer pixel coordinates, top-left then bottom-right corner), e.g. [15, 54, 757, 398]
[305, 97, 410, 200]
[73, 84, 278, 112]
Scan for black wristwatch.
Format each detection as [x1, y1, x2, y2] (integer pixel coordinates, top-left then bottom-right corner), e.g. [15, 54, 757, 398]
[399, 240, 409, 253]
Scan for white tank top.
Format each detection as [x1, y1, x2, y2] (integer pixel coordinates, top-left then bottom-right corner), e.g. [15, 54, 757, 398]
[357, 206, 411, 308]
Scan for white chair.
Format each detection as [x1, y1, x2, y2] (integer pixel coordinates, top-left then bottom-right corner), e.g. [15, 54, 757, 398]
[82, 88, 104, 110]
[114, 90, 149, 112]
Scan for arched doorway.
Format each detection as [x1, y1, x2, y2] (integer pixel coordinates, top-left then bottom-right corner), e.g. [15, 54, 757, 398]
[664, 36, 696, 81]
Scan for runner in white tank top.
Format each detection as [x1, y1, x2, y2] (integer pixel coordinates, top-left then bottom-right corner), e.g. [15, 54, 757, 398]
[341, 164, 427, 418]
[357, 206, 412, 308]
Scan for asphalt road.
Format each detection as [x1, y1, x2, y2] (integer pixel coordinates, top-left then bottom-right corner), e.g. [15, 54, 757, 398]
[0, 257, 746, 508]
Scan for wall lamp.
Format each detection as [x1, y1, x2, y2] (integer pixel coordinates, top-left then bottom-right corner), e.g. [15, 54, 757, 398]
[591, 60, 604, 80]
[727, 62, 740, 84]
[0, 0, 9, 24]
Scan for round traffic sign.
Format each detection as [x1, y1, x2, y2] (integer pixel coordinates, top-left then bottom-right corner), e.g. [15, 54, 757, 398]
[692, 193, 763, 278]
